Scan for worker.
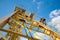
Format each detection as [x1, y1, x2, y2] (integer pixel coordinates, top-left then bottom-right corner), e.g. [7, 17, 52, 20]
[40, 17, 46, 25]
[30, 13, 34, 19]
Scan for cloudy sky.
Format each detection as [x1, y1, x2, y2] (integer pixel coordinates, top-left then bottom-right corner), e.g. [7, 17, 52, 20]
[0, 0, 60, 40]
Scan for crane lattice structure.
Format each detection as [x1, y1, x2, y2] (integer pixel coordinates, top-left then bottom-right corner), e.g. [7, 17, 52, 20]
[0, 6, 60, 40]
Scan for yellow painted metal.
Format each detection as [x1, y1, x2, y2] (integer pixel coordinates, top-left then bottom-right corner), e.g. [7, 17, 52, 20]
[0, 7, 60, 40]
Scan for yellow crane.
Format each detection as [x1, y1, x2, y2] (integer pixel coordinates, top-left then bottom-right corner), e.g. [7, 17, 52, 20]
[0, 6, 60, 40]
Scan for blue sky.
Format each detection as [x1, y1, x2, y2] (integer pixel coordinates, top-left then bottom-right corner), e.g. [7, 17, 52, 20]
[0, 0, 60, 20]
[0, 0, 60, 40]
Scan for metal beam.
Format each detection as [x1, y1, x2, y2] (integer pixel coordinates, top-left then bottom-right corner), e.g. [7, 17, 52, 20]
[0, 28, 37, 40]
[18, 14, 60, 39]
[0, 10, 18, 28]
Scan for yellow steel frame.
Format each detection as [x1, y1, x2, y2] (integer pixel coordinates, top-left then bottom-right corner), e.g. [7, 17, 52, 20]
[0, 7, 60, 40]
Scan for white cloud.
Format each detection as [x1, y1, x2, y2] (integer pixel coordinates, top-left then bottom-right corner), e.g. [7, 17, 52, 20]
[37, 2, 42, 5]
[34, 32, 53, 40]
[48, 9, 60, 31]
[37, 2, 43, 10]
[32, 0, 36, 3]
[49, 9, 60, 18]
[36, 2, 43, 14]
[37, 6, 40, 10]
[32, 0, 43, 10]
